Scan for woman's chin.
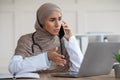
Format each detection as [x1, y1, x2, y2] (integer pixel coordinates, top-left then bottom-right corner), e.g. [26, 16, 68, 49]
[52, 33, 59, 36]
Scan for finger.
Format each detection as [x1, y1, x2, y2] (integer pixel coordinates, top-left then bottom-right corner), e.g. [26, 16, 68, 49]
[55, 57, 66, 64]
[59, 59, 66, 64]
[58, 60, 66, 66]
[56, 60, 66, 66]
[56, 54, 65, 59]
[62, 21, 68, 27]
[51, 47, 58, 52]
[57, 63, 65, 66]
[62, 21, 66, 24]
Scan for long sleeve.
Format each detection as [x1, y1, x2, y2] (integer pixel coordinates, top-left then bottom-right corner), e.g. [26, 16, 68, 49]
[64, 36, 84, 72]
[8, 52, 50, 74]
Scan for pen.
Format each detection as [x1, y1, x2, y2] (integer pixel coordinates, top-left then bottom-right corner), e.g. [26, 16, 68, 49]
[13, 73, 16, 80]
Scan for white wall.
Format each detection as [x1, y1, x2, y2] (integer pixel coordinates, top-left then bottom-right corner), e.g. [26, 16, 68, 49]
[0, 0, 120, 73]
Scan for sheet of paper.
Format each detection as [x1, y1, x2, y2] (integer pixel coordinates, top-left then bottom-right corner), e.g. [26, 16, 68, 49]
[0, 74, 13, 79]
[0, 73, 40, 79]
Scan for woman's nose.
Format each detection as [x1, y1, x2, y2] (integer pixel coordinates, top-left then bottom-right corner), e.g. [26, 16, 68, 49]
[55, 21, 60, 27]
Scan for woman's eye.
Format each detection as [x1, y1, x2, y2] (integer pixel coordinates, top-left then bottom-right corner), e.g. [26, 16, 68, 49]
[59, 17, 62, 21]
[49, 19, 55, 22]
[49, 18, 55, 22]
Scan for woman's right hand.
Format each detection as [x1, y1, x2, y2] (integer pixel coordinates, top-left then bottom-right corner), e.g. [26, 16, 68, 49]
[47, 47, 66, 66]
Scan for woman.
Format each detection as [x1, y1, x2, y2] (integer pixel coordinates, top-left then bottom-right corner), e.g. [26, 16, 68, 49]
[8, 3, 83, 74]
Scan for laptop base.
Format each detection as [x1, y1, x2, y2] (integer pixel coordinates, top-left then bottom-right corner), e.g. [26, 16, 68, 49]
[51, 72, 79, 78]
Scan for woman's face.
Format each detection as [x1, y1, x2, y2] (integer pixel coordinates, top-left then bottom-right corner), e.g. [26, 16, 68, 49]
[43, 11, 62, 35]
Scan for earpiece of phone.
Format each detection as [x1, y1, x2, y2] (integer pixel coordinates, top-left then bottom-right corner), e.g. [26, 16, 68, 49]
[58, 25, 65, 39]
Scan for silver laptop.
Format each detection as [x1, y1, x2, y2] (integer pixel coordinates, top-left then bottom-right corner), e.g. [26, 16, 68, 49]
[51, 42, 120, 78]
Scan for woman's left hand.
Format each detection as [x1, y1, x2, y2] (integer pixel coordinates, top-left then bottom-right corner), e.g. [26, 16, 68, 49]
[62, 21, 72, 41]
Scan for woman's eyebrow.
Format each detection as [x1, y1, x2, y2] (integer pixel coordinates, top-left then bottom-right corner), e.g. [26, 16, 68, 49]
[49, 18, 56, 20]
[49, 16, 62, 20]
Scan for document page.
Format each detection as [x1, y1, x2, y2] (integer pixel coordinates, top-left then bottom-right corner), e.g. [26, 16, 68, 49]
[0, 72, 40, 79]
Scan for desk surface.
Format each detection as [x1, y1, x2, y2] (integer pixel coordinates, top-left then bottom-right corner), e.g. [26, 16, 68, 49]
[5, 72, 120, 80]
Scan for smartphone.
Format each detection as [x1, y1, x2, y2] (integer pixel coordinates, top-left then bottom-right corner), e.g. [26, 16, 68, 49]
[58, 25, 65, 39]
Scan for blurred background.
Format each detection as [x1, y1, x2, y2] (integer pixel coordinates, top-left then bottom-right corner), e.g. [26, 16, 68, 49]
[0, 0, 120, 73]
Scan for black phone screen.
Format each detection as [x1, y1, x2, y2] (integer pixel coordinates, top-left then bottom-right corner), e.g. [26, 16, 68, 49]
[58, 26, 65, 39]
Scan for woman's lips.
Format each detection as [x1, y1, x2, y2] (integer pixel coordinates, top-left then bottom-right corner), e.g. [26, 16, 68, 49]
[54, 29, 59, 32]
